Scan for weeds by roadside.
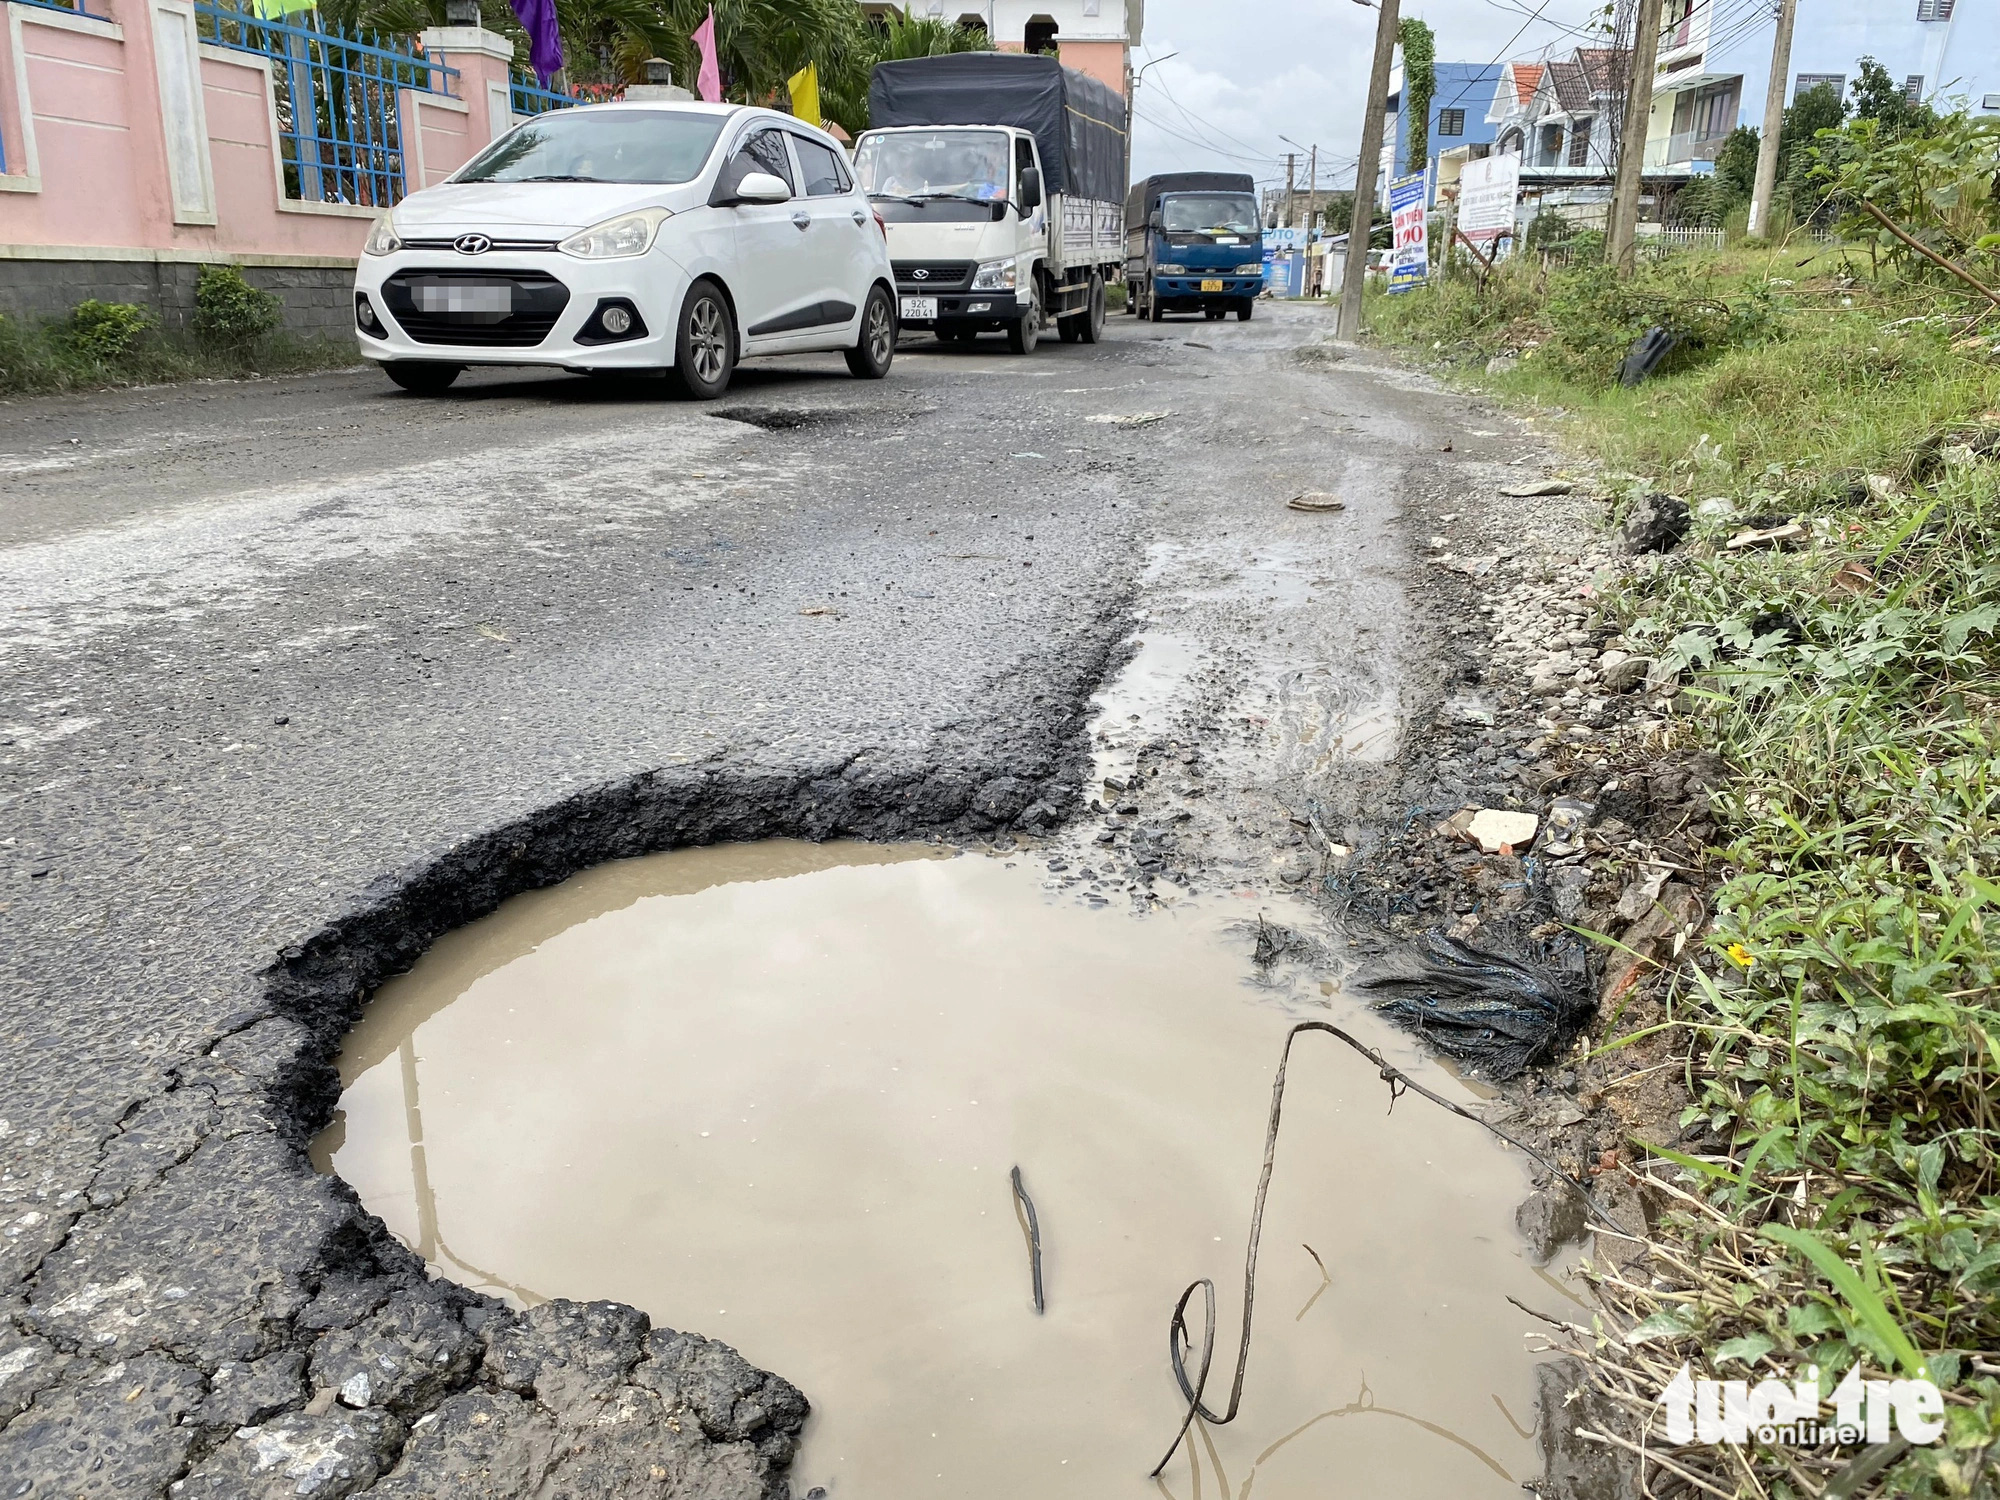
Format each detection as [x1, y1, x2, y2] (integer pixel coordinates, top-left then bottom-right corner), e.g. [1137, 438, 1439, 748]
[0, 268, 358, 397]
[1370, 242, 2000, 1496]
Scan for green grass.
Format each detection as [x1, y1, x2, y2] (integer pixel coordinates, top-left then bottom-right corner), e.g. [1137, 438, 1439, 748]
[1372, 251, 2000, 1495]
[0, 308, 359, 398]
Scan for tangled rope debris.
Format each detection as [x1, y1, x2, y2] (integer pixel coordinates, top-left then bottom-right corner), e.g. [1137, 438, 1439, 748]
[1356, 930, 1595, 1080]
[1149, 1020, 1607, 1478]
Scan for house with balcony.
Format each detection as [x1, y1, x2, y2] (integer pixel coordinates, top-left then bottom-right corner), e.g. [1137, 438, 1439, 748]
[861, 0, 1141, 94]
[1725, 0, 1992, 120]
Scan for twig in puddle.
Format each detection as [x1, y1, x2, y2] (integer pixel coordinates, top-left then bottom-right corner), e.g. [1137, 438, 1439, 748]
[1294, 1244, 1333, 1323]
[1149, 1020, 1611, 1478]
[1010, 1165, 1045, 1314]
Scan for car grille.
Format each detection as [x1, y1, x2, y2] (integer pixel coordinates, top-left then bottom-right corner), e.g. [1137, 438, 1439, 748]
[894, 261, 975, 291]
[379, 269, 571, 348]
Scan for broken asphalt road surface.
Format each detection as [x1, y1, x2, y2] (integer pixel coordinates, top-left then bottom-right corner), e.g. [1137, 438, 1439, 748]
[0, 305, 1551, 1496]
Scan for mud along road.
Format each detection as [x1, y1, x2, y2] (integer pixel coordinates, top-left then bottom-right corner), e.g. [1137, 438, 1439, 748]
[0, 305, 1567, 1496]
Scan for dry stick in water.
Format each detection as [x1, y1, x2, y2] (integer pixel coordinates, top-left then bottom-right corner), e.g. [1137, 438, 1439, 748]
[1010, 1165, 1045, 1314]
[1149, 1020, 1608, 1478]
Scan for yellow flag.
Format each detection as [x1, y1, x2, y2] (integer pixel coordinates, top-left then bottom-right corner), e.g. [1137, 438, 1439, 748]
[787, 62, 821, 126]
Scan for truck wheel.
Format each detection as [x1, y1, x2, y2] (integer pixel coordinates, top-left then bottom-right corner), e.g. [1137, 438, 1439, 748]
[382, 361, 461, 394]
[1204, 308, 1225, 320]
[1147, 297, 1166, 323]
[1236, 299, 1255, 322]
[1006, 282, 1041, 355]
[1076, 273, 1105, 344]
[844, 285, 895, 379]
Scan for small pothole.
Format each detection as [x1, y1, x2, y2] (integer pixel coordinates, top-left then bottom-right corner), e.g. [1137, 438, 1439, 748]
[315, 840, 1565, 1495]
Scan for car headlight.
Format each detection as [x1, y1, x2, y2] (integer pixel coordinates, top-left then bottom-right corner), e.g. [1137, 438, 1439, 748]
[970, 258, 1017, 291]
[1155, 263, 1187, 275]
[1235, 263, 1264, 275]
[559, 207, 673, 259]
[363, 216, 402, 256]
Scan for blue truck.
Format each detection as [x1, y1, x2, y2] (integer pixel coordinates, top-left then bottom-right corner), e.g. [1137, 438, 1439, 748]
[1124, 172, 1265, 322]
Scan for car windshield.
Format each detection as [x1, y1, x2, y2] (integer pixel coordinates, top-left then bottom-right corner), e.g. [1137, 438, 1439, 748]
[456, 110, 728, 185]
[854, 130, 1010, 202]
[1161, 194, 1261, 234]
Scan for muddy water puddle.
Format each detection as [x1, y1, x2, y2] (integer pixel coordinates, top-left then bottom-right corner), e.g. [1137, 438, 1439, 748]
[318, 841, 1569, 1497]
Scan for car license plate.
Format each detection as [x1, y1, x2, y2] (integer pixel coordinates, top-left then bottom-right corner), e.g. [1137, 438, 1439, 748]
[1200, 279, 1224, 292]
[415, 282, 513, 315]
[900, 296, 938, 320]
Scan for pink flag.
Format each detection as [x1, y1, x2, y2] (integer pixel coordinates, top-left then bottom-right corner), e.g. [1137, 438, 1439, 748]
[692, 7, 721, 102]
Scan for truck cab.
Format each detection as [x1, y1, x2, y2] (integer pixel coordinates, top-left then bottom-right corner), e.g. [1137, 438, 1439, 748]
[859, 53, 1127, 354]
[852, 125, 1048, 348]
[1125, 174, 1265, 322]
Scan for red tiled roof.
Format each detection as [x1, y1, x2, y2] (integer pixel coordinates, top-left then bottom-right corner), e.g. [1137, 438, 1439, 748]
[1510, 62, 1543, 105]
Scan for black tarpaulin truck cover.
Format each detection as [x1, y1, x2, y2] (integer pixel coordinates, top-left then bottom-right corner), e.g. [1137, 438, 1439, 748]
[1125, 172, 1259, 232]
[867, 53, 1127, 203]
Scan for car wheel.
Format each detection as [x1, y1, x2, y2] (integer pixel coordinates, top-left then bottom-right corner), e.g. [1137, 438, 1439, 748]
[1005, 281, 1041, 355]
[382, 361, 461, 394]
[1236, 299, 1255, 322]
[845, 285, 895, 379]
[1147, 297, 1166, 323]
[667, 280, 736, 400]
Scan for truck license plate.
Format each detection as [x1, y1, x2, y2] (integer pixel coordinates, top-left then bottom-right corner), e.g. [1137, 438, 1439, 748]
[900, 296, 938, 320]
[1200, 279, 1224, 292]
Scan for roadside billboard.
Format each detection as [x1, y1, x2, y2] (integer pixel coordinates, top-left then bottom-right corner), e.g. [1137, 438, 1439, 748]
[1456, 153, 1521, 246]
[1387, 173, 1428, 294]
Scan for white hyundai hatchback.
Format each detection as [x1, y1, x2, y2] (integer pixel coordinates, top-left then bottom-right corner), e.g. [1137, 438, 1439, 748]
[353, 103, 896, 398]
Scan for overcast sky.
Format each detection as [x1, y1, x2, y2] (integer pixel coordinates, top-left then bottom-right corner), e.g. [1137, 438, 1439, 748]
[1127, 0, 1613, 190]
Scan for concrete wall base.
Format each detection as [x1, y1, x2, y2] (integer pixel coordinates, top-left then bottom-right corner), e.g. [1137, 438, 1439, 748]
[0, 257, 357, 337]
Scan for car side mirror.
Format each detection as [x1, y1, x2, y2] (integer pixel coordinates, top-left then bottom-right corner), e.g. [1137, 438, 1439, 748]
[1148, 210, 1163, 230]
[735, 171, 791, 204]
[709, 154, 791, 207]
[1017, 166, 1042, 210]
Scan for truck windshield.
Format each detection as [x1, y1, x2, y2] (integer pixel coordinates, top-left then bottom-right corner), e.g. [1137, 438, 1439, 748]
[1160, 194, 1261, 235]
[456, 110, 727, 185]
[854, 131, 1011, 203]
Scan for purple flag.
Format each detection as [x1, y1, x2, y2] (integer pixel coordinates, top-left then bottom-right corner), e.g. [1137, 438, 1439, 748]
[508, 0, 563, 84]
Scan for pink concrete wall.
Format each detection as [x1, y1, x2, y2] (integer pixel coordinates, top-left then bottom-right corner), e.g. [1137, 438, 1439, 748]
[0, 1, 510, 261]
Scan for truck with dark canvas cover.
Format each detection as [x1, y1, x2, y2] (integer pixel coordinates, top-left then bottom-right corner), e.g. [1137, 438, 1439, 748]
[1124, 171, 1265, 322]
[856, 53, 1129, 353]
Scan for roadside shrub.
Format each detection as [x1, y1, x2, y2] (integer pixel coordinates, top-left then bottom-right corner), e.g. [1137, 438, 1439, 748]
[1530, 258, 1779, 385]
[194, 265, 282, 346]
[62, 299, 152, 362]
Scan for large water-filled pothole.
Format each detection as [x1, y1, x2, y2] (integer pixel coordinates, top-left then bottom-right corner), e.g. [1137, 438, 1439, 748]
[315, 841, 1571, 1496]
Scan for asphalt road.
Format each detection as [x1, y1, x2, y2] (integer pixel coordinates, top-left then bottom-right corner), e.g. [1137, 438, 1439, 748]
[0, 304, 1512, 1496]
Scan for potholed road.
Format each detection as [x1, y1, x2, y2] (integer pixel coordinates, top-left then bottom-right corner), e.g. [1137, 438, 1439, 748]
[0, 306, 1531, 1496]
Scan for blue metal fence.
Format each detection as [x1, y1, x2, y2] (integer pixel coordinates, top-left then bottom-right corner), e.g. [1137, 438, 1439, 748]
[192, 1, 456, 208]
[509, 73, 579, 117]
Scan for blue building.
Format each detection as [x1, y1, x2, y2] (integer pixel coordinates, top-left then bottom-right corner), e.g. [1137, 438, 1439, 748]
[1385, 62, 1502, 203]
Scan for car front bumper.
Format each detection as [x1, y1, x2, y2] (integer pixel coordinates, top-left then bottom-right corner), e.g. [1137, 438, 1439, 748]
[893, 287, 1030, 328]
[1152, 276, 1262, 301]
[352, 250, 689, 369]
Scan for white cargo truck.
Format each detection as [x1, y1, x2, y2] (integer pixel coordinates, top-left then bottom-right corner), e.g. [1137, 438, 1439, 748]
[853, 53, 1128, 354]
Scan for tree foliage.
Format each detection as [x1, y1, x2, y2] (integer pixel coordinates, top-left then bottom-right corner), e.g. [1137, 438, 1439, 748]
[319, 0, 984, 133]
[1398, 17, 1435, 174]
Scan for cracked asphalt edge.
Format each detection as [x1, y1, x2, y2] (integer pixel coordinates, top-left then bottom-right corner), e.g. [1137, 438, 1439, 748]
[0, 591, 1136, 1500]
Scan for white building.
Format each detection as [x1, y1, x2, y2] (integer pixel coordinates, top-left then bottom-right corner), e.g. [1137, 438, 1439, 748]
[860, 0, 1143, 95]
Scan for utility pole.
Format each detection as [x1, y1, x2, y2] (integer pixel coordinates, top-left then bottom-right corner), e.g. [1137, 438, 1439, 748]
[1337, 0, 1401, 339]
[1283, 153, 1297, 227]
[1606, 0, 1667, 271]
[1746, 0, 1799, 238]
[1306, 143, 1318, 231]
